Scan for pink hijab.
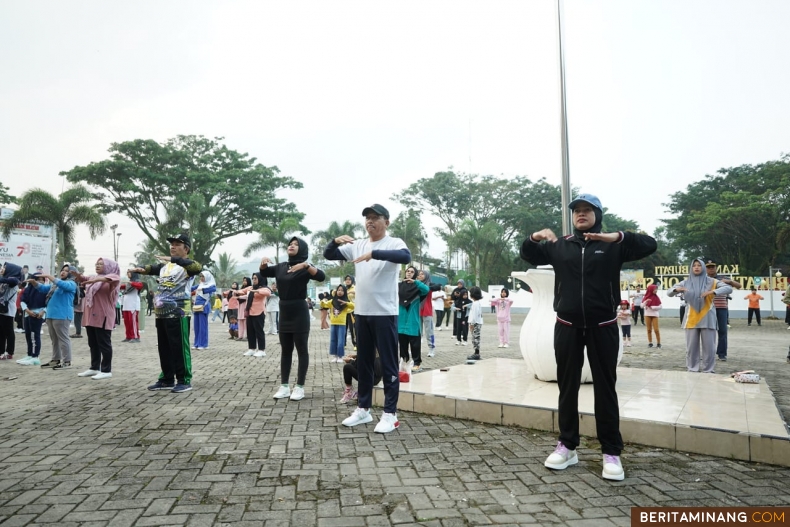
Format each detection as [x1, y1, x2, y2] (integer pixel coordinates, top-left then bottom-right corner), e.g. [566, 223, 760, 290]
[84, 257, 121, 308]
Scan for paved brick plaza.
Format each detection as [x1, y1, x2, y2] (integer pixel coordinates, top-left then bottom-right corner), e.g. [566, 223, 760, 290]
[0, 313, 788, 526]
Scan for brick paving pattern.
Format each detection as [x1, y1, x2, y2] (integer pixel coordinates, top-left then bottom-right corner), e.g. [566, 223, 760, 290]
[0, 312, 788, 526]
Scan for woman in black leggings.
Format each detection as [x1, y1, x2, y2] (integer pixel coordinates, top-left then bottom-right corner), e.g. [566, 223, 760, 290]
[259, 237, 325, 401]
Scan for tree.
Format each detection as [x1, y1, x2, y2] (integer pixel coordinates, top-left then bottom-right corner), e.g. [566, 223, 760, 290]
[1, 185, 105, 263]
[210, 252, 239, 289]
[448, 219, 508, 288]
[243, 213, 310, 263]
[389, 209, 428, 265]
[309, 220, 364, 279]
[62, 135, 303, 265]
[0, 182, 16, 206]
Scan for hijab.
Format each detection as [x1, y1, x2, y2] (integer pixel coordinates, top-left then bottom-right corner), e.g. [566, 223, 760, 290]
[287, 237, 309, 265]
[333, 284, 347, 312]
[196, 270, 216, 302]
[419, 269, 431, 285]
[683, 257, 715, 313]
[398, 265, 420, 307]
[572, 206, 603, 239]
[641, 283, 661, 308]
[85, 257, 120, 308]
[238, 276, 251, 303]
[0, 262, 23, 300]
[247, 272, 267, 310]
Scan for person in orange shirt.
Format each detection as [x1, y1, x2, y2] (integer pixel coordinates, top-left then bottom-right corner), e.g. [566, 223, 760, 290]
[744, 287, 764, 326]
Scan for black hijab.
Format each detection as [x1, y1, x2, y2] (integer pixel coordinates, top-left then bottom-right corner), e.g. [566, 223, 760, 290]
[398, 265, 420, 307]
[333, 284, 348, 312]
[247, 272, 267, 311]
[239, 276, 251, 303]
[572, 207, 603, 239]
[287, 237, 309, 265]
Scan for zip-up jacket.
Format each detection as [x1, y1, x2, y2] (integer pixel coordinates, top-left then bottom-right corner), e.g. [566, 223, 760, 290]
[520, 231, 657, 328]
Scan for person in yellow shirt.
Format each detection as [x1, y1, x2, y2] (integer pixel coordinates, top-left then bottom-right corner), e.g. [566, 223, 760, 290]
[329, 285, 354, 363]
[210, 294, 223, 322]
[744, 287, 764, 326]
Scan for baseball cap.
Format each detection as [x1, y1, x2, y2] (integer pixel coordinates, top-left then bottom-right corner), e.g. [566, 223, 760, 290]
[166, 234, 191, 248]
[361, 204, 390, 219]
[568, 193, 603, 212]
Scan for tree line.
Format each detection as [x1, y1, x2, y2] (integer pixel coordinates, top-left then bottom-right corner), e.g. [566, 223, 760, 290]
[3, 136, 788, 286]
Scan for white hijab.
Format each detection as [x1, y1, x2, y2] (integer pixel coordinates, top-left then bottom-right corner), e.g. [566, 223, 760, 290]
[196, 270, 216, 301]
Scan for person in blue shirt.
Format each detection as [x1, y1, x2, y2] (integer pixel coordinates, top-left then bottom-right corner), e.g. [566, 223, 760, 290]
[17, 273, 48, 365]
[32, 264, 77, 370]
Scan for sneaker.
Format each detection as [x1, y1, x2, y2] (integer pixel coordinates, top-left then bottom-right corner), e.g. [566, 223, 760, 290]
[122, 339, 131, 343]
[243, 350, 255, 356]
[290, 386, 305, 401]
[427, 351, 435, 358]
[0, 353, 12, 360]
[147, 380, 175, 391]
[626, 342, 632, 347]
[374, 412, 400, 433]
[130, 339, 140, 343]
[720, 357, 727, 362]
[602, 454, 625, 481]
[70, 334, 83, 338]
[462, 341, 468, 346]
[171, 383, 192, 393]
[92, 372, 112, 380]
[656, 344, 662, 349]
[411, 364, 422, 373]
[41, 359, 60, 368]
[52, 361, 72, 370]
[467, 353, 481, 361]
[16, 356, 33, 365]
[14, 328, 25, 333]
[25, 357, 41, 366]
[544, 441, 578, 470]
[339, 388, 357, 404]
[648, 343, 654, 348]
[454, 341, 460, 346]
[253, 350, 266, 358]
[497, 344, 504, 348]
[78, 369, 100, 377]
[503, 343, 509, 348]
[273, 385, 291, 399]
[437, 327, 442, 331]
[342, 407, 373, 427]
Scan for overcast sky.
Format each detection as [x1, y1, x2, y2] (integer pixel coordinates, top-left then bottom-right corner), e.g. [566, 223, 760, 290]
[2, 0, 789, 269]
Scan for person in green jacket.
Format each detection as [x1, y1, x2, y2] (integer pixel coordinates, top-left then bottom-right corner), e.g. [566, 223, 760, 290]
[397, 265, 429, 373]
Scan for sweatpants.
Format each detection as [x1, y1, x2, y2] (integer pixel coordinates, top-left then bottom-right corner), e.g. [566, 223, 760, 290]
[456, 316, 469, 342]
[193, 310, 209, 347]
[498, 320, 511, 345]
[398, 333, 421, 365]
[344, 359, 383, 386]
[0, 315, 15, 356]
[356, 315, 399, 414]
[345, 313, 357, 346]
[47, 318, 72, 363]
[685, 328, 717, 373]
[435, 309, 447, 328]
[279, 331, 309, 386]
[747, 308, 761, 325]
[715, 308, 729, 359]
[24, 316, 43, 357]
[122, 310, 139, 340]
[155, 317, 192, 384]
[554, 322, 623, 456]
[85, 326, 112, 372]
[73, 312, 83, 335]
[422, 315, 435, 349]
[246, 313, 266, 350]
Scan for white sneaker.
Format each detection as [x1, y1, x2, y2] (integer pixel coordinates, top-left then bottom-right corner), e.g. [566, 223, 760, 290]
[77, 369, 100, 377]
[437, 327, 442, 331]
[503, 344, 509, 348]
[342, 407, 373, 427]
[462, 341, 468, 346]
[243, 350, 255, 356]
[497, 344, 504, 348]
[427, 351, 435, 358]
[253, 350, 266, 358]
[602, 454, 625, 481]
[273, 385, 291, 399]
[91, 372, 112, 380]
[544, 441, 578, 470]
[374, 412, 400, 433]
[16, 356, 33, 365]
[14, 328, 24, 333]
[290, 386, 305, 401]
[454, 341, 460, 346]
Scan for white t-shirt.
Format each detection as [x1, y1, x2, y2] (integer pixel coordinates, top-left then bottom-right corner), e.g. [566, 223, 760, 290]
[338, 235, 407, 316]
[122, 286, 140, 312]
[432, 290, 446, 312]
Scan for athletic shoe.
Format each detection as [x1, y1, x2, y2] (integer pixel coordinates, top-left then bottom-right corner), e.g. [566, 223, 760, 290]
[462, 341, 468, 346]
[41, 359, 59, 368]
[171, 383, 192, 393]
[503, 344, 509, 348]
[427, 351, 435, 358]
[122, 339, 131, 343]
[273, 385, 291, 399]
[91, 372, 112, 380]
[253, 350, 266, 358]
[657, 344, 662, 349]
[0, 353, 12, 360]
[648, 343, 654, 348]
[335, 357, 345, 363]
[544, 441, 578, 470]
[25, 357, 41, 366]
[720, 357, 727, 362]
[16, 356, 34, 365]
[339, 388, 357, 404]
[148, 380, 175, 391]
[78, 369, 100, 377]
[52, 361, 72, 370]
[243, 350, 255, 356]
[411, 364, 422, 373]
[290, 386, 305, 401]
[342, 407, 372, 427]
[467, 353, 481, 361]
[454, 341, 460, 346]
[70, 334, 83, 338]
[602, 454, 625, 481]
[497, 344, 504, 348]
[14, 328, 24, 333]
[437, 327, 442, 331]
[626, 342, 632, 347]
[374, 412, 400, 433]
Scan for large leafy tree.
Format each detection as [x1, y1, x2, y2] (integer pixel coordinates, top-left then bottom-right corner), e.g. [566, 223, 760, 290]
[310, 220, 364, 278]
[389, 209, 428, 266]
[1, 185, 105, 263]
[244, 213, 309, 263]
[62, 135, 303, 265]
[0, 183, 16, 206]
[663, 155, 790, 276]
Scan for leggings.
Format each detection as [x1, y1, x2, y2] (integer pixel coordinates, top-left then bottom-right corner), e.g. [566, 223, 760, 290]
[279, 331, 309, 386]
[646, 316, 660, 344]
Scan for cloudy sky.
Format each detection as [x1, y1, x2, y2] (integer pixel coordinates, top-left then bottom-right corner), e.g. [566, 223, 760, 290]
[2, 0, 789, 269]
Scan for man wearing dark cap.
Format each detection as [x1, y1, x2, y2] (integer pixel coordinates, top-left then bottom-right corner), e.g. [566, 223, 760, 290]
[131, 234, 202, 393]
[705, 260, 741, 362]
[324, 203, 411, 433]
[520, 193, 657, 482]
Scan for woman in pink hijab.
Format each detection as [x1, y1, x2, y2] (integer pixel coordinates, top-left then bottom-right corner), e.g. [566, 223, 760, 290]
[75, 258, 120, 380]
[641, 283, 663, 349]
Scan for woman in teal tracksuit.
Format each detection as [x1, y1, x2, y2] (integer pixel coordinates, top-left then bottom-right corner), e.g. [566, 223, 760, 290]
[397, 265, 429, 373]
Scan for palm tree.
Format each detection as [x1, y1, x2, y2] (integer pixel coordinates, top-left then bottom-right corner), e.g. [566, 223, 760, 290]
[2, 185, 105, 263]
[210, 252, 239, 288]
[450, 219, 505, 287]
[311, 220, 364, 254]
[244, 214, 309, 263]
[389, 210, 428, 265]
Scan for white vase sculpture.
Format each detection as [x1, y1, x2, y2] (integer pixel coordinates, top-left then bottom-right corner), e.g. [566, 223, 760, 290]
[516, 267, 623, 383]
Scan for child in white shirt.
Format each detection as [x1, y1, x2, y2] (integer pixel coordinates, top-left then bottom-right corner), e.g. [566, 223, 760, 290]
[467, 286, 484, 361]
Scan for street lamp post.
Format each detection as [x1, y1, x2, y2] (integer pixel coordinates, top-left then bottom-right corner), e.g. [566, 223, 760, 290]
[769, 268, 783, 318]
[115, 233, 122, 262]
[110, 224, 118, 263]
